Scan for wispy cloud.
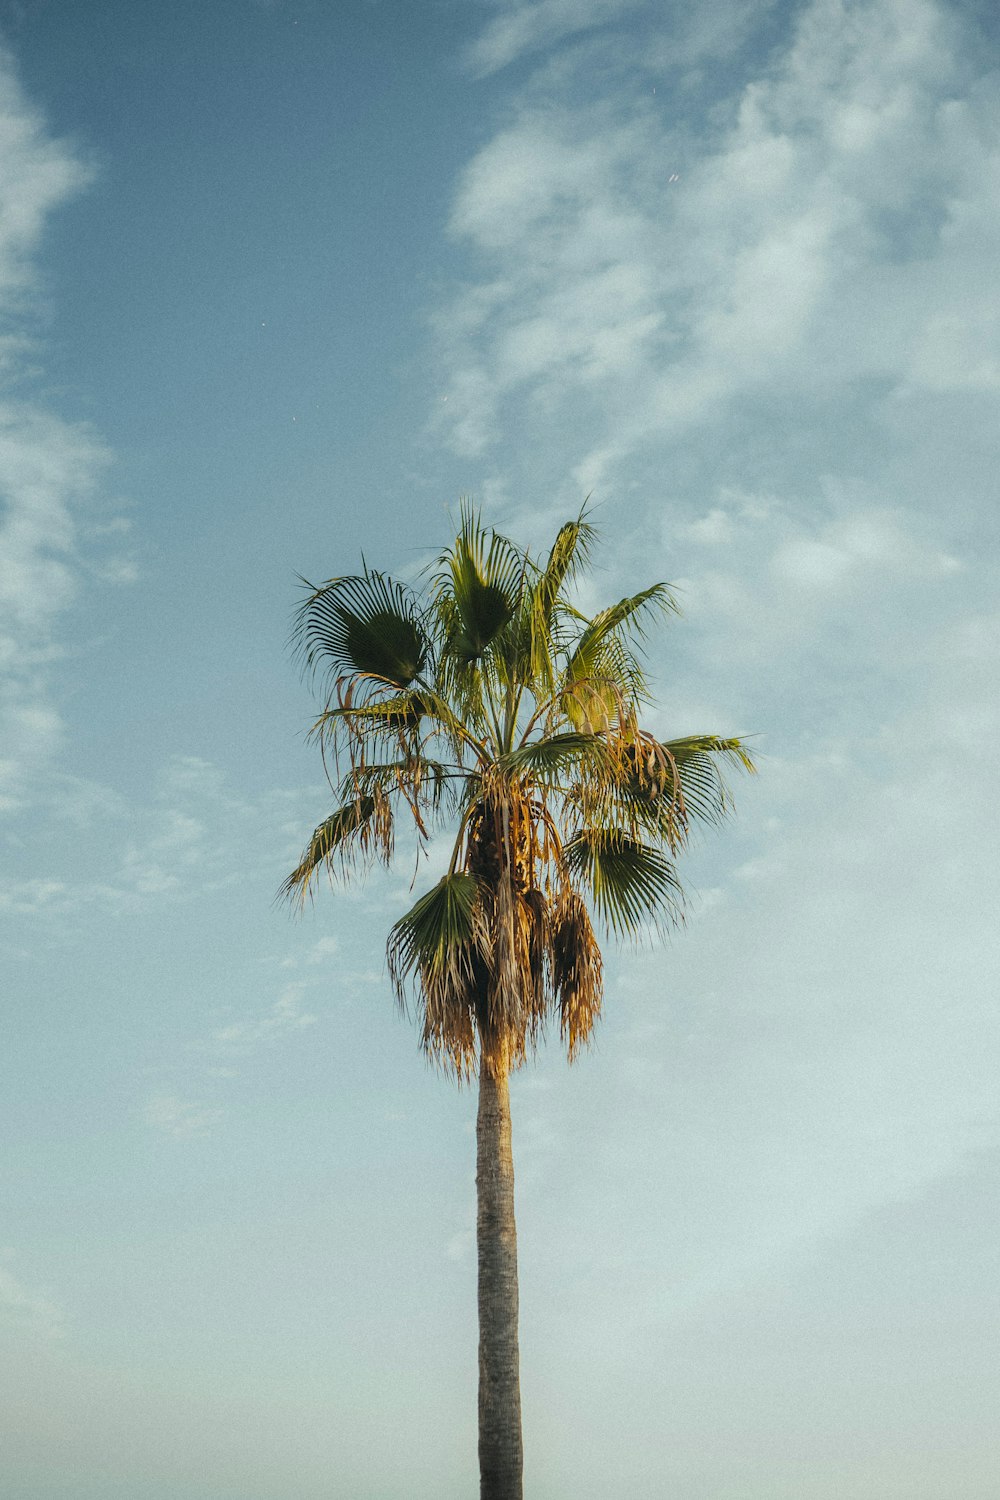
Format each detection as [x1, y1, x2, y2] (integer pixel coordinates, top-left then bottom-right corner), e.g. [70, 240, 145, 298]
[142, 941, 333, 1139]
[433, 0, 1000, 1277]
[464, 0, 642, 77]
[0, 755, 310, 920]
[210, 982, 318, 1048]
[466, 0, 781, 78]
[142, 989, 320, 1139]
[142, 1092, 226, 1140]
[0, 1258, 64, 1341]
[0, 47, 131, 814]
[439, 0, 998, 497]
[0, 46, 91, 307]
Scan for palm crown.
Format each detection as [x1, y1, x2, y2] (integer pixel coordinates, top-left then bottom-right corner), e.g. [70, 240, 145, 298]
[283, 506, 754, 1078]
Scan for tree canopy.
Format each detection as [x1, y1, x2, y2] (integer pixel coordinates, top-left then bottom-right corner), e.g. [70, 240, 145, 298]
[283, 505, 754, 1077]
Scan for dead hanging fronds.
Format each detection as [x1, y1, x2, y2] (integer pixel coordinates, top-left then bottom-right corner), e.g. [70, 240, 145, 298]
[456, 777, 560, 1073]
[551, 888, 603, 1061]
[419, 963, 478, 1080]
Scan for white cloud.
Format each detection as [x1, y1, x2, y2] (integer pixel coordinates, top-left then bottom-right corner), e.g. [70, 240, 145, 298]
[464, 0, 641, 78]
[304, 934, 339, 964]
[0, 756, 312, 922]
[770, 509, 960, 590]
[432, 0, 1000, 1316]
[438, 0, 1000, 503]
[141, 964, 324, 1138]
[142, 1092, 226, 1139]
[0, 1259, 64, 1341]
[0, 48, 125, 813]
[464, 0, 773, 79]
[210, 982, 318, 1048]
[0, 46, 92, 306]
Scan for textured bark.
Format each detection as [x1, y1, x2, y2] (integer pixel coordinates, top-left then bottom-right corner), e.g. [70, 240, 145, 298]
[477, 1061, 523, 1500]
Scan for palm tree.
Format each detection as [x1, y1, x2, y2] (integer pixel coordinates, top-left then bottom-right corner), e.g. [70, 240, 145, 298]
[282, 506, 754, 1500]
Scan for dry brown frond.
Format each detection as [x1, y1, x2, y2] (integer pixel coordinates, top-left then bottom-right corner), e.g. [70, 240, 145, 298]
[552, 889, 604, 1061]
[419, 959, 478, 1079]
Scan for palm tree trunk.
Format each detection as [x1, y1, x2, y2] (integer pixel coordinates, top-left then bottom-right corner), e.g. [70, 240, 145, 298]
[476, 1059, 523, 1500]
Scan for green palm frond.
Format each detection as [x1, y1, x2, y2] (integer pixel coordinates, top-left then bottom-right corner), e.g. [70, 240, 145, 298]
[435, 504, 526, 664]
[309, 685, 477, 759]
[387, 872, 481, 995]
[279, 796, 385, 905]
[536, 512, 596, 612]
[570, 731, 755, 848]
[326, 688, 433, 731]
[566, 583, 678, 670]
[294, 569, 429, 689]
[667, 734, 756, 775]
[565, 829, 683, 937]
[386, 872, 484, 1077]
[661, 735, 757, 824]
[519, 511, 597, 692]
[499, 731, 608, 784]
[559, 584, 676, 730]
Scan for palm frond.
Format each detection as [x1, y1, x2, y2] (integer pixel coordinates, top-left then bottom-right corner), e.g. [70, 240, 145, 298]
[538, 511, 597, 605]
[499, 731, 608, 784]
[387, 872, 483, 1077]
[667, 734, 756, 775]
[310, 686, 465, 757]
[321, 688, 433, 732]
[565, 829, 683, 937]
[434, 504, 525, 664]
[557, 587, 675, 732]
[348, 756, 459, 828]
[279, 795, 387, 905]
[293, 569, 429, 689]
[568, 582, 678, 661]
[660, 735, 757, 825]
[387, 872, 481, 991]
[551, 888, 603, 1060]
[563, 729, 682, 849]
[519, 511, 597, 692]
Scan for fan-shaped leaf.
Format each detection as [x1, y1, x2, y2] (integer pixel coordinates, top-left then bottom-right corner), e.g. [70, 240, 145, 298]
[565, 829, 683, 937]
[387, 873, 481, 987]
[661, 735, 756, 823]
[500, 731, 608, 783]
[437, 506, 524, 662]
[559, 585, 675, 729]
[518, 512, 596, 691]
[295, 571, 429, 687]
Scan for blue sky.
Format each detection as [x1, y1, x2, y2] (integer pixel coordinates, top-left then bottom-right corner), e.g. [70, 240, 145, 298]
[1, 1, 998, 1496]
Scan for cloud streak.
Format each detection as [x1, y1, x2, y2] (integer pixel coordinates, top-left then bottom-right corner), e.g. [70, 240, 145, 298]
[464, 0, 642, 77]
[0, 47, 122, 814]
[0, 1259, 63, 1342]
[210, 983, 318, 1048]
[432, 0, 1000, 1281]
[438, 0, 999, 500]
